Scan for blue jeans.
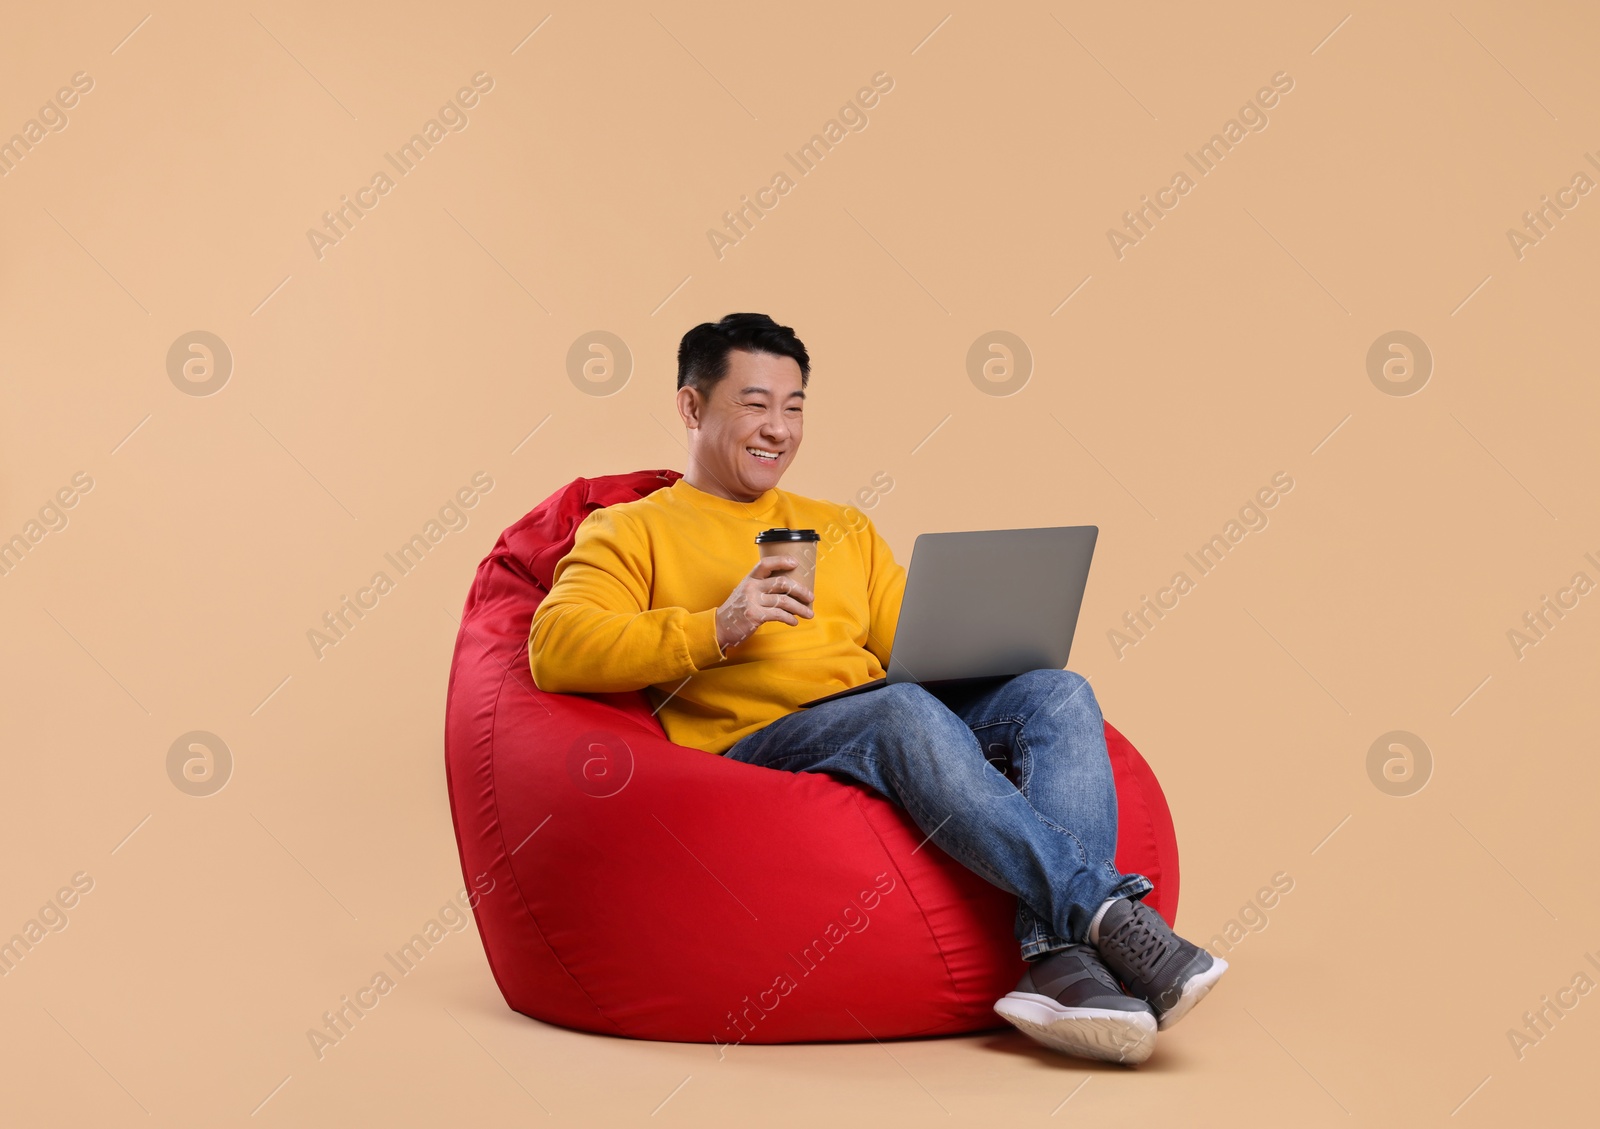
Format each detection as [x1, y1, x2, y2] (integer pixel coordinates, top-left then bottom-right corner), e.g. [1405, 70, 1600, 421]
[724, 668, 1152, 961]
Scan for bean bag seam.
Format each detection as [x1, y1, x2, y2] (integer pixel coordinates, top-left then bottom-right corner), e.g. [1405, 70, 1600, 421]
[1118, 734, 1158, 878]
[443, 634, 515, 1004]
[843, 788, 967, 1015]
[1106, 722, 1173, 923]
[1147, 764, 1180, 922]
[487, 642, 627, 1036]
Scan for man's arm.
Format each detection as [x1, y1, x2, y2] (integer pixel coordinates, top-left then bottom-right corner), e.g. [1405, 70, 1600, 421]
[859, 512, 907, 671]
[528, 508, 725, 693]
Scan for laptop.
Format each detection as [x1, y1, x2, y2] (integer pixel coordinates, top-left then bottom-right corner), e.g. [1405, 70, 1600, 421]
[798, 525, 1098, 708]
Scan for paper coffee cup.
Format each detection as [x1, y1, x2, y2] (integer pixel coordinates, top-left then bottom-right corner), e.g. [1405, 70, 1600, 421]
[755, 528, 820, 604]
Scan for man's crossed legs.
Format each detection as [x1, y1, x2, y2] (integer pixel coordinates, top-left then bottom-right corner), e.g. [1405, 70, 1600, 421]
[724, 669, 1226, 1064]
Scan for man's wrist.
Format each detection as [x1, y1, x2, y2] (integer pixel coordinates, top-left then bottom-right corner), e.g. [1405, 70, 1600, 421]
[714, 607, 731, 651]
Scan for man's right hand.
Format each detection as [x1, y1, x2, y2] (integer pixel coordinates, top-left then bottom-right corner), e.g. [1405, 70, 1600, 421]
[715, 556, 814, 652]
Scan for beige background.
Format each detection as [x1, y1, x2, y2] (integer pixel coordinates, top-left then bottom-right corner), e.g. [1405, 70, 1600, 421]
[2, 1, 1597, 1124]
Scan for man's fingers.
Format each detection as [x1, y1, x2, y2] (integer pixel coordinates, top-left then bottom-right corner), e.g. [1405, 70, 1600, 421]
[752, 556, 797, 577]
[730, 577, 812, 634]
[767, 595, 813, 620]
[754, 587, 812, 614]
[762, 575, 813, 605]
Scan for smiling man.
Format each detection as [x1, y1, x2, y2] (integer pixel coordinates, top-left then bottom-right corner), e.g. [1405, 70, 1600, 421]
[528, 312, 1226, 1064]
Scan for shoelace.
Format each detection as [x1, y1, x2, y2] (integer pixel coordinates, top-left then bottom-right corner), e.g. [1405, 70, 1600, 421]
[1102, 905, 1172, 976]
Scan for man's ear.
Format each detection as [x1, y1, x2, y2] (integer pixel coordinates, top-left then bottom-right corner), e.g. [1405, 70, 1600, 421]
[676, 386, 702, 429]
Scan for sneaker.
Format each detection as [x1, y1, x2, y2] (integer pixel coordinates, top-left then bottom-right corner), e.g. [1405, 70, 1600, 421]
[1094, 898, 1227, 1030]
[993, 944, 1157, 1064]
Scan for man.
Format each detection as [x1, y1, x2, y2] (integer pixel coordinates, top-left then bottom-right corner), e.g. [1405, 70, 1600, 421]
[529, 312, 1225, 1064]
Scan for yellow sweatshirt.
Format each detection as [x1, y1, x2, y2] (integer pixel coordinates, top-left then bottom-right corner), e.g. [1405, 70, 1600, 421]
[528, 476, 907, 755]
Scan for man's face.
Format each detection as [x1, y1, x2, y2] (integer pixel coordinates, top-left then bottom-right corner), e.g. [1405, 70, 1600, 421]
[678, 349, 805, 501]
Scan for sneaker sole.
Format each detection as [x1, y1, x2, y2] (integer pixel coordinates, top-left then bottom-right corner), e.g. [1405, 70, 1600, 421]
[1155, 955, 1229, 1031]
[993, 992, 1157, 1064]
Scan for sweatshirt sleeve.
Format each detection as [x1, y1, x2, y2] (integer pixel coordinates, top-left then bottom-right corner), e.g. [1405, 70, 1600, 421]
[859, 513, 907, 671]
[528, 507, 725, 693]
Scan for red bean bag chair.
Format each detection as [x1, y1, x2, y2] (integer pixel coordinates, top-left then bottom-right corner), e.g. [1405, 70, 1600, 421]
[444, 469, 1180, 1044]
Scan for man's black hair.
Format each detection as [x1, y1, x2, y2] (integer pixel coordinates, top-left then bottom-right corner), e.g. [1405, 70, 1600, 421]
[676, 312, 810, 396]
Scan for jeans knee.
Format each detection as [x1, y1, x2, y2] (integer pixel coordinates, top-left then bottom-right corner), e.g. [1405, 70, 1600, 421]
[870, 684, 966, 765]
[875, 683, 956, 734]
[1025, 668, 1102, 725]
[1018, 666, 1090, 697]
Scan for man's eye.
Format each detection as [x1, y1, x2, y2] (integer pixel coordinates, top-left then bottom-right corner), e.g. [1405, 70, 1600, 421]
[787, 406, 802, 412]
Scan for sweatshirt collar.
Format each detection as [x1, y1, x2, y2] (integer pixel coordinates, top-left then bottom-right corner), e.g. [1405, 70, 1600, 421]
[671, 476, 781, 520]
